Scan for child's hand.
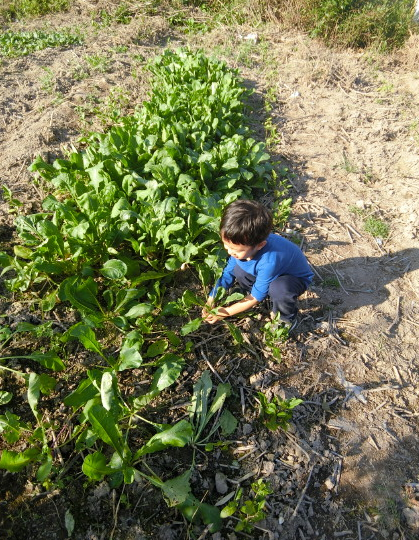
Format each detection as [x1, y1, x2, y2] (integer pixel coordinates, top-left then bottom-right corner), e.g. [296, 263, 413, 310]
[202, 305, 228, 324]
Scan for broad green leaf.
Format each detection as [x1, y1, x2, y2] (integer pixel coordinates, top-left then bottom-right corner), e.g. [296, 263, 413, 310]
[131, 271, 170, 286]
[0, 448, 41, 472]
[38, 373, 57, 394]
[0, 411, 27, 443]
[150, 354, 184, 392]
[60, 277, 103, 321]
[125, 303, 154, 318]
[26, 351, 65, 371]
[145, 339, 168, 358]
[65, 324, 104, 357]
[86, 404, 125, 457]
[181, 290, 203, 307]
[134, 420, 193, 458]
[180, 318, 202, 336]
[82, 451, 113, 480]
[100, 372, 115, 411]
[0, 391, 12, 405]
[118, 347, 143, 371]
[36, 452, 53, 482]
[13, 245, 33, 259]
[100, 259, 128, 280]
[64, 374, 100, 409]
[123, 466, 136, 484]
[161, 470, 191, 507]
[225, 292, 244, 303]
[219, 409, 238, 436]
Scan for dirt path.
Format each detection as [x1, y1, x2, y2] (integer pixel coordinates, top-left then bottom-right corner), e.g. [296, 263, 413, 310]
[1, 3, 419, 539]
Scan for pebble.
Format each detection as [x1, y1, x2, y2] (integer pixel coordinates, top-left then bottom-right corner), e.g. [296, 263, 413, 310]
[242, 423, 253, 435]
[215, 472, 228, 494]
[403, 507, 419, 529]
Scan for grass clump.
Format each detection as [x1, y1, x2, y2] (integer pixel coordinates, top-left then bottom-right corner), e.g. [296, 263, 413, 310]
[363, 216, 390, 238]
[1, 0, 69, 20]
[306, 0, 416, 51]
[0, 29, 83, 57]
[190, 0, 417, 51]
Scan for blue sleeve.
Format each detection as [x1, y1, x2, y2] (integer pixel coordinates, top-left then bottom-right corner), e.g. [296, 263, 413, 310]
[209, 257, 236, 297]
[250, 264, 272, 301]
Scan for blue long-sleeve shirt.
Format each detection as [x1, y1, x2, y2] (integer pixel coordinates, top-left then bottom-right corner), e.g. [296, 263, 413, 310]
[210, 233, 313, 301]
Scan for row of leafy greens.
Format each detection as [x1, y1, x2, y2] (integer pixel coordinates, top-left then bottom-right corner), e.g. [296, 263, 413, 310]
[0, 48, 286, 534]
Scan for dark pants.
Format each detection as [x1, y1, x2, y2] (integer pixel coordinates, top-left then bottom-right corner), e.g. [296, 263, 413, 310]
[233, 266, 308, 322]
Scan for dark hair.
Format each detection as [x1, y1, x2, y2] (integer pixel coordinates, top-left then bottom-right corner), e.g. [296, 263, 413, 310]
[220, 200, 273, 246]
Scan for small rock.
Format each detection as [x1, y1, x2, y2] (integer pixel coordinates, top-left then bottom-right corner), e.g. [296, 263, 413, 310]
[403, 507, 419, 529]
[215, 472, 228, 494]
[242, 423, 253, 435]
[262, 461, 275, 475]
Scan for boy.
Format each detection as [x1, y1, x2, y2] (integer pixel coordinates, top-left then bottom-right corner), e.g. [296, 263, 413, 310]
[202, 199, 313, 326]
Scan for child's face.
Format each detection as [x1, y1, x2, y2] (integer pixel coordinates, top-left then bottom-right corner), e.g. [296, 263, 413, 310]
[221, 234, 266, 261]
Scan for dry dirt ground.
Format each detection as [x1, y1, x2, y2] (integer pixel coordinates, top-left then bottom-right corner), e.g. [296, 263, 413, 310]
[1, 2, 419, 539]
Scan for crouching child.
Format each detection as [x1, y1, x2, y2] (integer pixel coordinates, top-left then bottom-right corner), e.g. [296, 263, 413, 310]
[202, 199, 313, 327]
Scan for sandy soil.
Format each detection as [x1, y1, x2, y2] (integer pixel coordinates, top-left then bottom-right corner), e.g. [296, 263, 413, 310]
[1, 2, 419, 539]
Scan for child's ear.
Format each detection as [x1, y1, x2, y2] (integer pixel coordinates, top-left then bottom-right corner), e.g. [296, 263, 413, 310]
[257, 240, 267, 250]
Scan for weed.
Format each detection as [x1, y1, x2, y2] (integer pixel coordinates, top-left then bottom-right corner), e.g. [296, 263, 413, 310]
[221, 479, 272, 532]
[322, 277, 340, 288]
[264, 117, 282, 148]
[305, 0, 416, 51]
[91, 3, 132, 28]
[85, 53, 110, 73]
[40, 67, 55, 94]
[341, 152, 358, 174]
[349, 205, 365, 216]
[1, 0, 69, 20]
[257, 392, 303, 431]
[363, 215, 390, 238]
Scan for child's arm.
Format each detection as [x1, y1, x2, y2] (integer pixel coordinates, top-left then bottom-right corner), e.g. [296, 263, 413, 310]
[202, 294, 259, 324]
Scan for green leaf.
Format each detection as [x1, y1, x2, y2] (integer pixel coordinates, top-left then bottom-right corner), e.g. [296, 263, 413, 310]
[150, 354, 184, 392]
[38, 373, 57, 394]
[220, 500, 238, 518]
[100, 259, 128, 280]
[134, 420, 193, 458]
[180, 318, 202, 336]
[161, 470, 191, 507]
[13, 245, 33, 259]
[65, 324, 104, 357]
[82, 451, 113, 480]
[86, 404, 125, 457]
[26, 351, 65, 371]
[118, 347, 143, 371]
[0, 448, 41, 472]
[207, 383, 231, 423]
[145, 339, 168, 358]
[36, 452, 53, 482]
[125, 303, 154, 318]
[0, 391, 12, 405]
[0, 411, 28, 443]
[27, 372, 41, 418]
[100, 372, 115, 411]
[64, 374, 100, 409]
[219, 409, 238, 436]
[60, 277, 103, 321]
[131, 271, 170, 287]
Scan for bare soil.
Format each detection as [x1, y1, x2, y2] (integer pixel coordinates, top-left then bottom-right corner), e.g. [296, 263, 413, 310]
[1, 2, 419, 539]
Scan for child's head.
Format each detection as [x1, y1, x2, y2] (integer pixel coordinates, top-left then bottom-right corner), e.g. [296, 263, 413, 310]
[220, 200, 272, 247]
